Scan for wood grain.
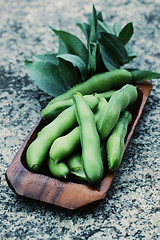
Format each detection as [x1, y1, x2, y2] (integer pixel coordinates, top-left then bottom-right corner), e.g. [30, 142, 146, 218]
[5, 81, 153, 210]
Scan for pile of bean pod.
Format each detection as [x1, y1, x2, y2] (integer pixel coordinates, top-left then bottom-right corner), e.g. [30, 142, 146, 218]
[26, 69, 138, 187]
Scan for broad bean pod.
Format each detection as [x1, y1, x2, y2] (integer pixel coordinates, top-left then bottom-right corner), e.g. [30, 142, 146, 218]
[95, 97, 108, 126]
[43, 90, 112, 121]
[47, 69, 132, 106]
[94, 90, 115, 100]
[49, 97, 108, 163]
[49, 126, 80, 164]
[73, 93, 104, 186]
[42, 95, 98, 121]
[67, 153, 87, 182]
[26, 95, 98, 172]
[107, 110, 132, 171]
[42, 99, 73, 120]
[48, 157, 69, 179]
[97, 84, 137, 140]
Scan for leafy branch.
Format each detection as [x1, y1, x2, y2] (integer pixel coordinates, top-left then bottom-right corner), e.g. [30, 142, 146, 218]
[25, 5, 160, 96]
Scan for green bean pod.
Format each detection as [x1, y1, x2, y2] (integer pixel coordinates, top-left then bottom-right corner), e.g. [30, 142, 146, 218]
[42, 99, 73, 120]
[49, 126, 80, 164]
[67, 153, 82, 171]
[26, 95, 98, 172]
[101, 142, 107, 163]
[73, 93, 104, 186]
[49, 97, 108, 163]
[42, 90, 113, 121]
[95, 97, 108, 126]
[98, 84, 137, 140]
[42, 94, 99, 121]
[47, 69, 132, 106]
[94, 90, 115, 100]
[107, 110, 132, 171]
[48, 157, 69, 179]
[67, 153, 87, 182]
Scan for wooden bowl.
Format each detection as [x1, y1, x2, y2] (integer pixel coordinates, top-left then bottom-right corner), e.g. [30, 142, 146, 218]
[5, 81, 153, 210]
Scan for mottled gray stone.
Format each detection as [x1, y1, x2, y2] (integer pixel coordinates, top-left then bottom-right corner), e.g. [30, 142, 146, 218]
[0, 0, 160, 239]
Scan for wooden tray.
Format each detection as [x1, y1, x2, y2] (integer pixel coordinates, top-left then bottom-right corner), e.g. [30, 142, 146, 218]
[5, 81, 153, 210]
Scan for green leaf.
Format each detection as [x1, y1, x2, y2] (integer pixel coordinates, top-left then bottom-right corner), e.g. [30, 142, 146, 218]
[119, 22, 134, 45]
[75, 20, 91, 46]
[95, 48, 107, 73]
[97, 20, 114, 34]
[88, 42, 98, 74]
[49, 27, 89, 64]
[58, 57, 80, 87]
[97, 11, 103, 22]
[89, 5, 106, 43]
[131, 70, 160, 81]
[127, 55, 137, 62]
[113, 22, 122, 36]
[89, 5, 97, 43]
[125, 44, 136, 61]
[87, 5, 103, 24]
[24, 60, 70, 96]
[99, 44, 120, 71]
[75, 6, 103, 46]
[57, 53, 88, 81]
[58, 37, 69, 54]
[99, 32, 129, 66]
[33, 53, 58, 64]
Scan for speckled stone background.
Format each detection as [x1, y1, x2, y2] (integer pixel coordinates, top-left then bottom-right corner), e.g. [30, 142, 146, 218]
[0, 0, 160, 239]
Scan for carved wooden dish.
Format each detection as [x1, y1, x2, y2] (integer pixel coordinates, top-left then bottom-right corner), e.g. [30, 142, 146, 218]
[5, 80, 152, 210]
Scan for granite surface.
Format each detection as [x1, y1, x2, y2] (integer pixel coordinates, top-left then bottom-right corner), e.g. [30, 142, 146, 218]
[0, 0, 160, 239]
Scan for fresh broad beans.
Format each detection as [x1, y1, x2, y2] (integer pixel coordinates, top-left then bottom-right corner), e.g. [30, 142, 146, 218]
[73, 92, 104, 186]
[42, 95, 99, 121]
[49, 126, 80, 164]
[97, 84, 137, 140]
[94, 90, 115, 100]
[95, 97, 108, 124]
[101, 142, 107, 163]
[49, 97, 108, 164]
[48, 157, 69, 179]
[26, 95, 98, 172]
[27, 106, 76, 172]
[47, 69, 132, 106]
[42, 90, 114, 122]
[26, 78, 138, 187]
[67, 152, 82, 171]
[67, 153, 87, 182]
[107, 110, 132, 171]
[42, 99, 73, 120]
